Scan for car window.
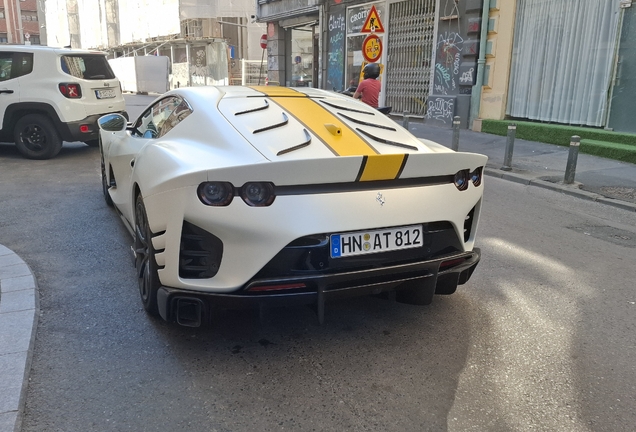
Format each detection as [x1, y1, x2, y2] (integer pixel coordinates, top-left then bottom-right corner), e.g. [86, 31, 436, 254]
[15, 53, 33, 77]
[158, 99, 193, 137]
[133, 96, 182, 139]
[60, 55, 116, 80]
[0, 52, 30, 81]
[0, 53, 13, 81]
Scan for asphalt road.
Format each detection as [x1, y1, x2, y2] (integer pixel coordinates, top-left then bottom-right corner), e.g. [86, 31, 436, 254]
[1, 106, 635, 431]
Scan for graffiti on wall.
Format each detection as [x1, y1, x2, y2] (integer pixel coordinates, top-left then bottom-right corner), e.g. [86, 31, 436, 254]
[425, 96, 455, 124]
[459, 67, 474, 84]
[327, 7, 346, 91]
[434, 32, 464, 95]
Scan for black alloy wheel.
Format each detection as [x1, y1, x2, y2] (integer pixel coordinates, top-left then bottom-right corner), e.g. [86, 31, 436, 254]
[99, 137, 114, 207]
[14, 114, 63, 160]
[135, 195, 160, 316]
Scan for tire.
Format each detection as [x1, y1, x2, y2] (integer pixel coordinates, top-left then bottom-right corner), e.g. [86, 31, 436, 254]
[99, 137, 114, 207]
[14, 114, 63, 160]
[85, 139, 100, 147]
[135, 195, 160, 317]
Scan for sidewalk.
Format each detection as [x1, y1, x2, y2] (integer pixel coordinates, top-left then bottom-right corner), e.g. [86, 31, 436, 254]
[1, 121, 635, 432]
[0, 246, 38, 432]
[408, 121, 636, 212]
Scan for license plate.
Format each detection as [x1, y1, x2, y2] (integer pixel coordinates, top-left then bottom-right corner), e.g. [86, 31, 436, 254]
[330, 224, 423, 258]
[95, 89, 116, 99]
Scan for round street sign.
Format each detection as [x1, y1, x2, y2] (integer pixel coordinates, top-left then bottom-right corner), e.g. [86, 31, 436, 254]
[362, 34, 382, 63]
[24, 32, 30, 40]
[260, 34, 267, 50]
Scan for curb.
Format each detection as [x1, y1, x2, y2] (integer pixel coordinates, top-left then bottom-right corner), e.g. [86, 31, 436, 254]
[484, 168, 636, 213]
[0, 245, 39, 432]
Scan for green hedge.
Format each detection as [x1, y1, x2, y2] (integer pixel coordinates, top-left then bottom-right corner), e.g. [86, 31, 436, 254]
[580, 139, 636, 164]
[481, 120, 636, 147]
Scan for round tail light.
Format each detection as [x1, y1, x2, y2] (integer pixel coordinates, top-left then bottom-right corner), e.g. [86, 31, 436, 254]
[454, 170, 469, 191]
[240, 182, 275, 206]
[197, 182, 234, 206]
[470, 167, 483, 187]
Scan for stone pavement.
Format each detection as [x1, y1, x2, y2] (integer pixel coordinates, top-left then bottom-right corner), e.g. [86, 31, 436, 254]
[1, 121, 635, 432]
[0, 246, 38, 432]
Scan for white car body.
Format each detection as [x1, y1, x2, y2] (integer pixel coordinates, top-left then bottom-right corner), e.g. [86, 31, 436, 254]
[99, 86, 487, 326]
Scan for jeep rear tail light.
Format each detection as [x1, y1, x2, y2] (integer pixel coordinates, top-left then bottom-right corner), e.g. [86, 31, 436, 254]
[59, 83, 82, 99]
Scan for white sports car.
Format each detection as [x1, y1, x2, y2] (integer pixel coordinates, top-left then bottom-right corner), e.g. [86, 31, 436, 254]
[98, 86, 487, 327]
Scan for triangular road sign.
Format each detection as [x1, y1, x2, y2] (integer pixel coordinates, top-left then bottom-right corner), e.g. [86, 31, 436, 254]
[361, 6, 385, 33]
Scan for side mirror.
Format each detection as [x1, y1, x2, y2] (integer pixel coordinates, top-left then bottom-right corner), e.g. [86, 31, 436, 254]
[98, 114, 127, 132]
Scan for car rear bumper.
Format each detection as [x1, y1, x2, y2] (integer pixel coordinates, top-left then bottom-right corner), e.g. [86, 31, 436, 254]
[156, 248, 480, 326]
[59, 110, 129, 142]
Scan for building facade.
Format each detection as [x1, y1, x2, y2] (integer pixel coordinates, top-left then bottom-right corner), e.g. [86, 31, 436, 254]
[257, 0, 487, 126]
[42, 0, 266, 89]
[480, 0, 627, 131]
[0, 0, 46, 45]
[258, 0, 636, 134]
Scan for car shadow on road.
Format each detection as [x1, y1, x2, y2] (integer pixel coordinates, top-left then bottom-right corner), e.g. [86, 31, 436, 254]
[0, 141, 96, 160]
[152, 293, 477, 431]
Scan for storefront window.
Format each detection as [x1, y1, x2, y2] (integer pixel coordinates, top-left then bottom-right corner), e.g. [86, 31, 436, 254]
[290, 26, 315, 87]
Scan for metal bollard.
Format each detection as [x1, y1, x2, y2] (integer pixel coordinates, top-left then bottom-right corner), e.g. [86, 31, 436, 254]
[564, 135, 580, 184]
[402, 111, 410, 130]
[501, 123, 517, 171]
[451, 116, 461, 151]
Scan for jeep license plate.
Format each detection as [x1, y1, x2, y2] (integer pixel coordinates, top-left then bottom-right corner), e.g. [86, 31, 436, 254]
[95, 89, 116, 99]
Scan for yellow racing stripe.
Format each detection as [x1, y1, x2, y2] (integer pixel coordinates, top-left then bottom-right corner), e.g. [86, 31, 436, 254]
[358, 154, 407, 181]
[249, 86, 304, 97]
[253, 86, 406, 181]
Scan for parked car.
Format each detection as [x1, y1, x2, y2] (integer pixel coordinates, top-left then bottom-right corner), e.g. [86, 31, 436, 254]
[0, 45, 127, 159]
[98, 86, 487, 327]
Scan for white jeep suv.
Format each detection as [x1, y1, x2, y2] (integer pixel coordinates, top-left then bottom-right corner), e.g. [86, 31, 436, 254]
[0, 45, 127, 159]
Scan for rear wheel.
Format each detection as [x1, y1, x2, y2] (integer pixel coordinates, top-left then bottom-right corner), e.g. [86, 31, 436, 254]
[14, 114, 63, 159]
[135, 195, 160, 316]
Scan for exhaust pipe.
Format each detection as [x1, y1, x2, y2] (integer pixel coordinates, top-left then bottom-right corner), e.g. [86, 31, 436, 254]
[174, 297, 204, 327]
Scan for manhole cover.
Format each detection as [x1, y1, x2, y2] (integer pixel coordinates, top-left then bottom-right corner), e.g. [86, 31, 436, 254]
[569, 225, 636, 248]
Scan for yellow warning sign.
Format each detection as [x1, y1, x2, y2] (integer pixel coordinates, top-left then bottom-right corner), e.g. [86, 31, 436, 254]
[361, 6, 385, 33]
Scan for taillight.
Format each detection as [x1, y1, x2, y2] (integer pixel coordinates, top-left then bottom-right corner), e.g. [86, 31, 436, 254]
[248, 283, 306, 292]
[470, 167, 483, 187]
[240, 182, 275, 207]
[440, 257, 467, 271]
[454, 170, 469, 191]
[197, 182, 234, 206]
[197, 181, 277, 207]
[79, 124, 90, 133]
[59, 83, 82, 99]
